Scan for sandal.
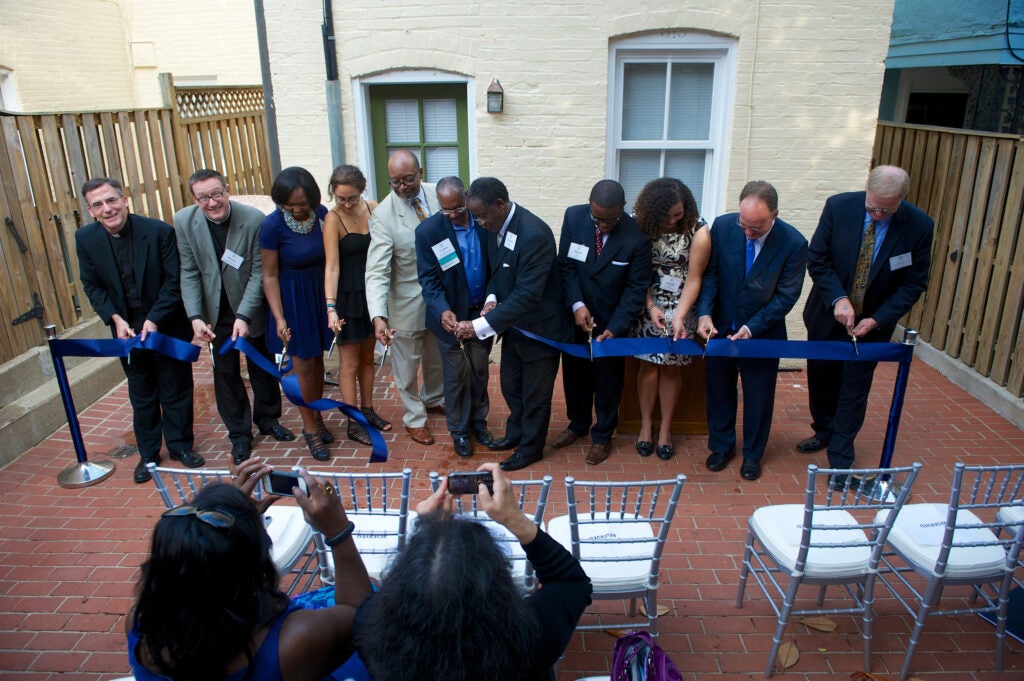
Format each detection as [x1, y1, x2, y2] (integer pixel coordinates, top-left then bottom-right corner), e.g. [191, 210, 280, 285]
[303, 431, 330, 461]
[361, 406, 392, 432]
[315, 417, 335, 444]
[348, 420, 372, 446]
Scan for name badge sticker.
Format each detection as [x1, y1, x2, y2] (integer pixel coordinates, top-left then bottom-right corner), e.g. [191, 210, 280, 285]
[567, 242, 589, 262]
[659, 274, 682, 294]
[221, 249, 244, 270]
[432, 239, 460, 271]
[889, 252, 912, 271]
[503, 232, 517, 252]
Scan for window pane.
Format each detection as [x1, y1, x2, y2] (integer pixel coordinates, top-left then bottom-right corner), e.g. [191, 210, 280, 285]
[619, 150, 661, 213]
[668, 63, 714, 140]
[425, 147, 459, 182]
[423, 99, 457, 142]
[385, 100, 420, 143]
[622, 63, 666, 141]
[665, 151, 706, 216]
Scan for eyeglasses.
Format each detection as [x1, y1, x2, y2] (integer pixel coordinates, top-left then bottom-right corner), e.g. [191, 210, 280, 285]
[162, 504, 235, 529]
[441, 206, 467, 217]
[388, 174, 419, 188]
[865, 203, 893, 217]
[737, 217, 774, 235]
[87, 196, 124, 211]
[195, 191, 225, 205]
[591, 213, 623, 228]
[334, 193, 361, 205]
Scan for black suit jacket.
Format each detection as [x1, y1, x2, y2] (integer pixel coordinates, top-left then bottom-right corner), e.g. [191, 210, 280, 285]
[696, 213, 807, 340]
[557, 204, 652, 337]
[75, 214, 191, 341]
[415, 213, 491, 349]
[803, 191, 934, 341]
[483, 204, 572, 350]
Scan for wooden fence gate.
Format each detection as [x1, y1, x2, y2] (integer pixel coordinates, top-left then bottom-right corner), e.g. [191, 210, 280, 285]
[0, 76, 271, 365]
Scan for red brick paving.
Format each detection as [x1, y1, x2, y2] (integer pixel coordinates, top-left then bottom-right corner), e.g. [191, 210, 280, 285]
[1, 351, 1022, 680]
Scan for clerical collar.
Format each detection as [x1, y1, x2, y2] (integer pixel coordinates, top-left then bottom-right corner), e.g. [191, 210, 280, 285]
[108, 217, 132, 239]
[206, 204, 232, 226]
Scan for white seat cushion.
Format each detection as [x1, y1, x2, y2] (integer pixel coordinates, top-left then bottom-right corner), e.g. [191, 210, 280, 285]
[879, 503, 1007, 580]
[326, 511, 416, 581]
[751, 504, 871, 579]
[996, 504, 1024, 526]
[548, 515, 655, 591]
[264, 506, 313, 574]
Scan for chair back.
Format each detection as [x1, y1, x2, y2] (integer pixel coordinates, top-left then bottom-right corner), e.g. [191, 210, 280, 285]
[148, 463, 237, 508]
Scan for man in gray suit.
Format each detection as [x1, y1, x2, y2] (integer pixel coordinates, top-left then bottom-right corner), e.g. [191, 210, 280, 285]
[365, 150, 445, 445]
[174, 169, 294, 465]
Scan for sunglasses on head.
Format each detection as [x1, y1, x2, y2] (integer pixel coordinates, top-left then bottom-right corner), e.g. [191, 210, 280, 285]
[162, 504, 236, 529]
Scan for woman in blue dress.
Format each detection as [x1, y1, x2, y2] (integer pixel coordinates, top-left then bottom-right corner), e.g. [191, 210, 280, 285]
[261, 167, 334, 461]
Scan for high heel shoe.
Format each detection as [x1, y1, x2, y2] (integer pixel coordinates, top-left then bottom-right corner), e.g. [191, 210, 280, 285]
[348, 420, 372, 446]
[360, 406, 392, 432]
[315, 417, 335, 444]
[303, 431, 330, 461]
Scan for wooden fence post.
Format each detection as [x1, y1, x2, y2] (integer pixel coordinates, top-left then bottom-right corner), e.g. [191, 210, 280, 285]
[159, 73, 191, 200]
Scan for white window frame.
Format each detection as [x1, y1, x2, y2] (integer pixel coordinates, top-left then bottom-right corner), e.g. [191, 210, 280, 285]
[607, 32, 737, 218]
[352, 70, 476, 202]
[0, 68, 19, 112]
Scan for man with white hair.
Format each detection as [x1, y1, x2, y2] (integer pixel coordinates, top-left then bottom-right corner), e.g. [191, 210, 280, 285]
[798, 165, 934, 471]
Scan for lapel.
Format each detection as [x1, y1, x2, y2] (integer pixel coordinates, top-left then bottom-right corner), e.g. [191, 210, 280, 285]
[93, 224, 126, 300]
[747, 226, 782, 282]
[222, 205, 246, 268]
[490, 211, 518, 276]
[592, 225, 623, 274]
[440, 217, 468, 281]
[130, 216, 150, 293]
[868, 208, 903, 285]
[190, 207, 222, 275]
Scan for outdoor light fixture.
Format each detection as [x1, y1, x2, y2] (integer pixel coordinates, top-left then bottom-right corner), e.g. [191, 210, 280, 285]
[487, 78, 504, 113]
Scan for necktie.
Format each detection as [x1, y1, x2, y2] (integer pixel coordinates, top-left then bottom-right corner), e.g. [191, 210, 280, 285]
[594, 227, 604, 258]
[850, 220, 876, 315]
[411, 198, 427, 222]
[745, 238, 756, 275]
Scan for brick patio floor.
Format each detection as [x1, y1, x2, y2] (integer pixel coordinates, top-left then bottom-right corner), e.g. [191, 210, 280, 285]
[1, 349, 1022, 680]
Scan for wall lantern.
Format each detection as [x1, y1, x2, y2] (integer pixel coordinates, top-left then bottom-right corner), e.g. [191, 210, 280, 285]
[486, 78, 504, 113]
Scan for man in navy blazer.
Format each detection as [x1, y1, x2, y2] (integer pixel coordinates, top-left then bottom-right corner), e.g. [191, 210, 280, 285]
[552, 180, 652, 465]
[456, 177, 573, 471]
[697, 181, 807, 481]
[415, 176, 495, 458]
[800, 166, 933, 470]
[75, 177, 202, 484]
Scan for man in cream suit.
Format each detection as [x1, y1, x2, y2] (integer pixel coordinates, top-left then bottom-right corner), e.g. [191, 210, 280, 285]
[174, 169, 293, 465]
[365, 150, 445, 445]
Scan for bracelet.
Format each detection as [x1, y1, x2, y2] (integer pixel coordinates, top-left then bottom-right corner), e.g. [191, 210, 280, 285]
[326, 302, 336, 309]
[325, 520, 356, 547]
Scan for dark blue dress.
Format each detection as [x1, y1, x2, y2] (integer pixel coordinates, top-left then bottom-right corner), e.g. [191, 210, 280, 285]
[260, 206, 332, 359]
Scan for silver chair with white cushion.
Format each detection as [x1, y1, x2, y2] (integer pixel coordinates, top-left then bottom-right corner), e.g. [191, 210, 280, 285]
[876, 462, 1024, 679]
[428, 471, 553, 592]
[735, 462, 922, 678]
[548, 474, 686, 636]
[147, 463, 318, 594]
[307, 467, 414, 584]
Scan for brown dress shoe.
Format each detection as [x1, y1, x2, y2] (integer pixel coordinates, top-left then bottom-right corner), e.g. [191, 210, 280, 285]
[585, 442, 611, 465]
[406, 425, 435, 445]
[551, 427, 584, 449]
[426, 404, 446, 415]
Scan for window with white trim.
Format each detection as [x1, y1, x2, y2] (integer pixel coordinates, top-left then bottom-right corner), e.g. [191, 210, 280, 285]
[607, 33, 736, 217]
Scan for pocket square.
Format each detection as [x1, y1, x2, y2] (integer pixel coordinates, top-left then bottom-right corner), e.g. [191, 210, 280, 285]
[502, 263, 511, 268]
[611, 260, 628, 266]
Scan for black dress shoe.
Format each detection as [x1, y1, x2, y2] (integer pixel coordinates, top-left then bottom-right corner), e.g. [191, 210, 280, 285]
[499, 450, 542, 471]
[487, 437, 519, 451]
[170, 449, 206, 469]
[795, 435, 829, 454]
[259, 420, 296, 441]
[636, 440, 654, 457]
[231, 441, 252, 465]
[705, 449, 735, 472]
[656, 444, 675, 461]
[453, 435, 473, 458]
[740, 459, 762, 481]
[474, 429, 495, 447]
[133, 459, 156, 484]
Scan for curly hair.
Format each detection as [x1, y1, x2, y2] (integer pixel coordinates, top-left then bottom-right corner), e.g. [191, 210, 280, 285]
[132, 484, 288, 681]
[328, 164, 367, 194]
[633, 177, 700, 241]
[356, 512, 538, 681]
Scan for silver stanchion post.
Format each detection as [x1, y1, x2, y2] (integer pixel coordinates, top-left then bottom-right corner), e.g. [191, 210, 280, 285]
[45, 325, 117, 488]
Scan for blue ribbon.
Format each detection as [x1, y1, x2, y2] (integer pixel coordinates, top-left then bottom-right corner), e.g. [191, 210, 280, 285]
[221, 337, 388, 463]
[513, 327, 912, 363]
[49, 332, 201, 362]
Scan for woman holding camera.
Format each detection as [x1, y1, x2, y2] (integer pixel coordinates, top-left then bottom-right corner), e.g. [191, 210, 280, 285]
[354, 463, 592, 681]
[126, 459, 371, 681]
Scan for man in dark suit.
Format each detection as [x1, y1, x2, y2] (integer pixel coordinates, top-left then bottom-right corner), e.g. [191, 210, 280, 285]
[75, 177, 203, 484]
[415, 176, 494, 458]
[697, 180, 807, 481]
[799, 165, 934, 470]
[456, 177, 573, 471]
[552, 179, 652, 465]
[174, 169, 293, 466]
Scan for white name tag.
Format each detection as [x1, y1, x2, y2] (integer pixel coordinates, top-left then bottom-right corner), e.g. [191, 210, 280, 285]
[567, 242, 589, 262]
[221, 249, 244, 270]
[889, 252, 912, 271]
[659, 274, 681, 294]
[431, 239, 460, 271]
[503, 232, 517, 251]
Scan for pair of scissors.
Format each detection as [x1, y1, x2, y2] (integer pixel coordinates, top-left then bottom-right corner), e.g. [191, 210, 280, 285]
[851, 334, 859, 356]
[276, 340, 289, 373]
[208, 341, 216, 368]
[326, 331, 340, 359]
[587, 325, 594, 361]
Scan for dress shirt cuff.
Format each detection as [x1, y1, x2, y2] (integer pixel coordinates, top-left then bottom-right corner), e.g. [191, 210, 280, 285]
[739, 325, 752, 338]
[485, 294, 497, 305]
[473, 316, 496, 340]
[571, 301, 586, 314]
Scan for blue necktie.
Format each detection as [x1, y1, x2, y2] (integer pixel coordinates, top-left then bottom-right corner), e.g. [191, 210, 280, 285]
[745, 238, 756, 275]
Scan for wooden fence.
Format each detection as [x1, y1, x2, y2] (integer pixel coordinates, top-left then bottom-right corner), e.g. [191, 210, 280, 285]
[874, 122, 1024, 397]
[0, 77, 271, 365]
